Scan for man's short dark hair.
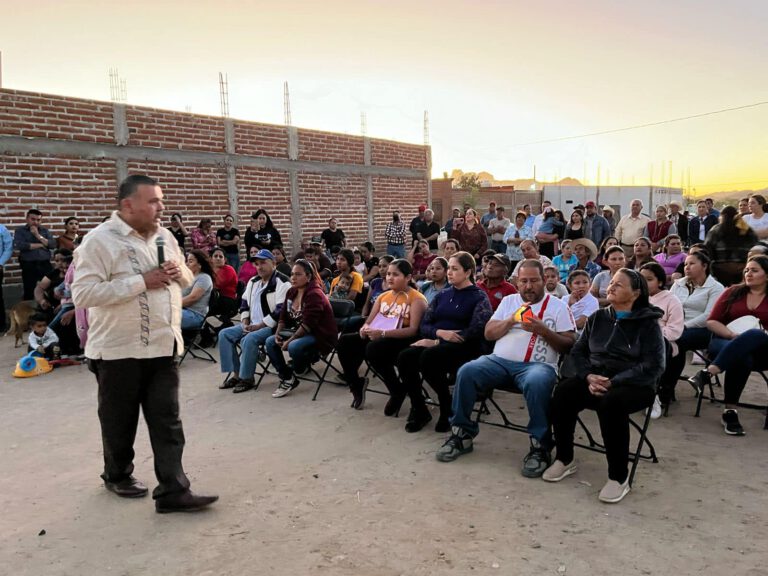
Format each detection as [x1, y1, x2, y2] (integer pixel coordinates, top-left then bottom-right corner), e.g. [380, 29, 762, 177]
[518, 258, 544, 277]
[361, 241, 375, 253]
[118, 175, 158, 201]
[26, 209, 42, 217]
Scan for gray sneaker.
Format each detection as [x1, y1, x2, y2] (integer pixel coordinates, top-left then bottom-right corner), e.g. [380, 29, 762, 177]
[436, 426, 474, 462]
[272, 375, 299, 398]
[521, 438, 551, 478]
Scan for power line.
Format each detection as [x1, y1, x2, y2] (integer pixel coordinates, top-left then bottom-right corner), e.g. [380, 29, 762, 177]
[512, 100, 768, 146]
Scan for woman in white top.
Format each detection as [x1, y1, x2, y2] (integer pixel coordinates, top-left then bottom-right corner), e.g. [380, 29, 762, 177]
[591, 246, 626, 306]
[657, 251, 724, 414]
[743, 194, 768, 240]
[640, 262, 685, 418]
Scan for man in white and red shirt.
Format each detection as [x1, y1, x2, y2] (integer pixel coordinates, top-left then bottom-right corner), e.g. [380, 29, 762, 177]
[436, 259, 576, 478]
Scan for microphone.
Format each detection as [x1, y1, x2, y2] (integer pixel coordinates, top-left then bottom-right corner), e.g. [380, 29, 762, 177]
[156, 236, 166, 266]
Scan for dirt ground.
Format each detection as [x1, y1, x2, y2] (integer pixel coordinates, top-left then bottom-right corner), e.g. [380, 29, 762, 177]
[1, 337, 767, 576]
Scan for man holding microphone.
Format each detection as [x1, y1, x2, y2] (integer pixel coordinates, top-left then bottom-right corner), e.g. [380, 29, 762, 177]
[73, 174, 218, 513]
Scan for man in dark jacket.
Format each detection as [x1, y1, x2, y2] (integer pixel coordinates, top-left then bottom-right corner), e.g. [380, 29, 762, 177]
[218, 249, 290, 392]
[688, 200, 718, 245]
[13, 209, 54, 299]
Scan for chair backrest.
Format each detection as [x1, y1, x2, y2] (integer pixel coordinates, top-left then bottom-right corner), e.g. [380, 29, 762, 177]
[330, 298, 356, 320]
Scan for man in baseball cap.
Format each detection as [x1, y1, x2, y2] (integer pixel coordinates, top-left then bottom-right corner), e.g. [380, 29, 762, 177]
[411, 205, 428, 242]
[218, 245, 291, 394]
[478, 252, 517, 311]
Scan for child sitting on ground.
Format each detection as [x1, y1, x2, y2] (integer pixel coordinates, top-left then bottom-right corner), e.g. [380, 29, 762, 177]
[544, 265, 568, 298]
[330, 273, 354, 301]
[27, 313, 60, 360]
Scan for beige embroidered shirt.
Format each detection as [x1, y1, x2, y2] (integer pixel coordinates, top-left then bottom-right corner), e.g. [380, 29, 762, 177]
[72, 212, 193, 360]
[615, 214, 651, 246]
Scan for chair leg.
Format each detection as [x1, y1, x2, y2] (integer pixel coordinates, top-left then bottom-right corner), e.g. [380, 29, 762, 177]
[312, 350, 337, 401]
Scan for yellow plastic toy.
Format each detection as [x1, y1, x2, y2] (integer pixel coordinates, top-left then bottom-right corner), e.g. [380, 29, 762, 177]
[13, 355, 53, 378]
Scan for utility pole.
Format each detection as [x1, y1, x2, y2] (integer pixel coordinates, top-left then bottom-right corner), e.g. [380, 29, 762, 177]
[423, 110, 430, 145]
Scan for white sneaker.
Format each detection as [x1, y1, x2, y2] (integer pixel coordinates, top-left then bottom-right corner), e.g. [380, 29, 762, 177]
[650, 396, 662, 420]
[272, 375, 299, 398]
[599, 479, 631, 503]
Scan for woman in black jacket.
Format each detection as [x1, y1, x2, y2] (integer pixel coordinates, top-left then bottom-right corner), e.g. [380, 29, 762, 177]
[543, 268, 665, 504]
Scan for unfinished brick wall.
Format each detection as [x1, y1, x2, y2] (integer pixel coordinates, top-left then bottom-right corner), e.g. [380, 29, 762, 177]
[0, 88, 430, 289]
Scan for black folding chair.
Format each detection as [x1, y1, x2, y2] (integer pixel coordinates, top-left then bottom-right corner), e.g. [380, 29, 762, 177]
[474, 382, 659, 486]
[279, 298, 355, 401]
[574, 407, 658, 486]
[221, 340, 273, 391]
[179, 327, 217, 366]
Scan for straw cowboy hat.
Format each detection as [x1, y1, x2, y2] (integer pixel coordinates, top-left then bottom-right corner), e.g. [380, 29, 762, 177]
[571, 238, 598, 260]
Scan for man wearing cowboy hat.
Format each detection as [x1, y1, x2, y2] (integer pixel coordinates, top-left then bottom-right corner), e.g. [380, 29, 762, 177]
[602, 205, 617, 234]
[667, 200, 689, 246]
[568, 238, 601, 279]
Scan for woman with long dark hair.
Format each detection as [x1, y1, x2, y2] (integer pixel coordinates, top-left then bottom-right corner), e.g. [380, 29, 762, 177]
[689, 255, 768, 435]
[627, 237, 653, 270]
[450, 208, 487, 262]
[544, 268, 665, 503]
[704, 205, 758, 286]
[595, 236, 619, 270]
[190, 218, 217, 252]
[182, 249, 216, 329]
[657, 251, 724, 414]
[336, 259, 428, 411]
[396, 252, 493, 432]
[565, 210, 584, 241]
[244, 209, 283, 252]
[265, 259, 337, 398]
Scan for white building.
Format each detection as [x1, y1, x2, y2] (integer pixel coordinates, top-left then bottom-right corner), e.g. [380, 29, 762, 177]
[543, 185, 685, 220]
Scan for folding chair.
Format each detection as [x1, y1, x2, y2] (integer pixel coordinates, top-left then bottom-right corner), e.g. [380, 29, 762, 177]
[474, 382, 659, 486]
[281, 298, 355, 401]
[573, 407, 658, 486]
[221, 340, 273, 391]
[179, 327, 217, 366]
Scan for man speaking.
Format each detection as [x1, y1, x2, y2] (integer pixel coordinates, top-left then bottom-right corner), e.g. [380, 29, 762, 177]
[73, 175, 218, 513]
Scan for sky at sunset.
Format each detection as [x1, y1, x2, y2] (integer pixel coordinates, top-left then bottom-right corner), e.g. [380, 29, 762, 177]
[1, 0, 766, 194]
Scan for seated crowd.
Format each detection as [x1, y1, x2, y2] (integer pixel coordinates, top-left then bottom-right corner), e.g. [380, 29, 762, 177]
[14, 195, 768, 505]
[202, 196, 768, 504]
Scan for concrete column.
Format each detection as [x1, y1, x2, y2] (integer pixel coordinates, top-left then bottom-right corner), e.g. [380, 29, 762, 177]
[364, 137, 374, 240]
[115, 158, 128, 185]
[112, 104, 128, 146]
[287, 127, 298, 161]
[223, 119, 235, 154]
[426, 146, 433, 206]
[226, 164, 238, 222]
[289, 169, 301, 250]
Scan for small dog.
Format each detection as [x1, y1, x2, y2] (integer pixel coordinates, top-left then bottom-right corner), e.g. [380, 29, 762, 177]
[6, 300, 38, 348]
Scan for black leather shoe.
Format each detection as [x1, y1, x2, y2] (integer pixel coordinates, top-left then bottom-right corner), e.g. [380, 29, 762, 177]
[220, 376, 240, 390]
[155, 490, 219, 513]
[232, 378, 255, 393]
[104, 476, 148, 498]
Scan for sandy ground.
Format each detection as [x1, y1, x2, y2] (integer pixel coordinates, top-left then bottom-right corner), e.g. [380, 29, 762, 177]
[1, 336, 767, 576]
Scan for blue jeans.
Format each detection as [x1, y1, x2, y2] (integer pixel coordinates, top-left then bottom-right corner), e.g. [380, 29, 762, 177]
[49, 303, 75, 332]
[181, 309, 205, 330]
[218, 324, 273, 379]
[265, 334, 318, 378]
[451, 354, 557, 445]
[709, 329, 768, 404]
[387, 244, 406, 258]
[225, 252, 240, 271]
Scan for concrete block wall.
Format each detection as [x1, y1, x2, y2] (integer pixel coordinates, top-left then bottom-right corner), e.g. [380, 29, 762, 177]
[0, 88, 431, 289]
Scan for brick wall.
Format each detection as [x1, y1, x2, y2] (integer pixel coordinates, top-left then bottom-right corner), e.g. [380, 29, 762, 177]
[0, 88, 430, 291]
